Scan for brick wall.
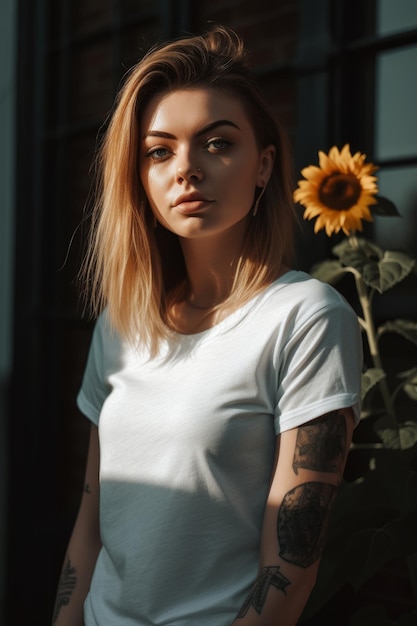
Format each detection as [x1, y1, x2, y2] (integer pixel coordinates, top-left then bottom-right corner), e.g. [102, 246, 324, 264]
[197, 1, 299, 134]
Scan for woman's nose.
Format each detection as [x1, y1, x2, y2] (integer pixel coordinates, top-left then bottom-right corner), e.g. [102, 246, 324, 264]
[176, 153, 203, 183]
[176, 166, 203, 183]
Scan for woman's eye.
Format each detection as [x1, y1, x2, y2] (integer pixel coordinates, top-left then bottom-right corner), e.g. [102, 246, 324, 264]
[206, 138, 231, 152]
[146, 147, 170, 160]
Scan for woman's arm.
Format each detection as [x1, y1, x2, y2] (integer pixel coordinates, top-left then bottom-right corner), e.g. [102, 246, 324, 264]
[52, 423, 102, 626]
[232, 407, 355, 626]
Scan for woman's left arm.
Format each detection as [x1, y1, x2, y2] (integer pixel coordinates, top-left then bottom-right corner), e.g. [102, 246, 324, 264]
[232, 407, 355, 626]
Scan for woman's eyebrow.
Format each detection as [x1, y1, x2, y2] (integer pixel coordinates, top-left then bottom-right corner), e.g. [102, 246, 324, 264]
[143, 130, 175, 139]
[143, 119, 240, 140]
[196, 120, 240, 136]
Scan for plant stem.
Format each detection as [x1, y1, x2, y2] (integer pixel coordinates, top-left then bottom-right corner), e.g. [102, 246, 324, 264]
[350, 267, 396, 418]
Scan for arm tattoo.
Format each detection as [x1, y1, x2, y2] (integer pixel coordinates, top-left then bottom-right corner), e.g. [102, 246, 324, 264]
[84, 483, 91, 494]
[292, 412, 347, 475]
[236, 566, 291, 618]
[52, 558, 78, 623]
[278, 482, 337, 568]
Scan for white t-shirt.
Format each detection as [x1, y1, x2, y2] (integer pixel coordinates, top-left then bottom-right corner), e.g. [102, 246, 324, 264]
[77, 270, 362, 626]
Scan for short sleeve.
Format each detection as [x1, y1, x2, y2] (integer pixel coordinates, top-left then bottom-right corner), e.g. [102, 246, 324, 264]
[77, 313, 113, 425]
[274, 291, 362, 434]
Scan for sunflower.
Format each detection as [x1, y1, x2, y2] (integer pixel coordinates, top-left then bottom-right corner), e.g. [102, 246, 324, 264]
[294, 144, 379, 236]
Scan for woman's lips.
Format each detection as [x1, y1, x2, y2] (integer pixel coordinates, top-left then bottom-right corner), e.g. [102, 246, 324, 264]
[173, 194, 214, 214]
[174, 199, 213, 214]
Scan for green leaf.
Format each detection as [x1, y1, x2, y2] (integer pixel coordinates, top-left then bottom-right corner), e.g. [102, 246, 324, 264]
[396, 368, 417, 401]
[310, 259, 347, 284]
[400, 422, 417, 448]
[330, 239, 415, 292]
[375, 427, 401, 449]
[402, 367, 417, 401]
[361, 368, 385, 402]
[361, 251, 415, 293]
[378, 319, 417, 347]
[332, 238, 383, 264]
[370, 195, 401, 217]
[374, 416, 417, 449]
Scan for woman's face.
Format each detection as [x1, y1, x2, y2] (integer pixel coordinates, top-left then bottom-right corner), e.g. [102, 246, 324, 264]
[139, 87, 274, 242]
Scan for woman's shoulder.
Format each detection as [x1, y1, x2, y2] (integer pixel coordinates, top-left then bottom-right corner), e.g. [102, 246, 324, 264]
[273, 269, 346, 302]
[266, 269, 357, 321]
[89, 308, 124, 354]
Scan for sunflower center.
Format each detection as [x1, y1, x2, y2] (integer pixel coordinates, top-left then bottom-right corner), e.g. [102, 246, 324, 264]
[318, 173, 361, 211]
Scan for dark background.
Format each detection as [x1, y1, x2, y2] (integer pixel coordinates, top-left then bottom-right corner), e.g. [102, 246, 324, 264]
[2, 0, 417, 624]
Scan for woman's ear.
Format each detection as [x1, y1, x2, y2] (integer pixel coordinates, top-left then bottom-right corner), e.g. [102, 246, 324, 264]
[257, 145, 275, 187]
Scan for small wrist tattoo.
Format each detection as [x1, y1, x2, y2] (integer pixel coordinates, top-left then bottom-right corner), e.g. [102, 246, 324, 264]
[52, 558, 78, 623]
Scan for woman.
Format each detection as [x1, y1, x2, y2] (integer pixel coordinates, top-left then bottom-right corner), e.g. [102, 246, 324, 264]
[52, 26, 362, 626]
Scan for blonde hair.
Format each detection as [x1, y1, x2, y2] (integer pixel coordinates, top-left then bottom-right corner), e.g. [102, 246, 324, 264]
[83, 26, 296, 350]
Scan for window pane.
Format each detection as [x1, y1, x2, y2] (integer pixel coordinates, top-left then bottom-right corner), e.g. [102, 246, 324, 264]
[373, 165, 417, 256]
[375, 45, 417, 160]
[377, 0, 417, 35]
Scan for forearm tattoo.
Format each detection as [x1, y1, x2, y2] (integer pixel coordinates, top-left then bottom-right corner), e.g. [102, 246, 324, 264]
[236, 566, 291, 618]
[292, 412, 347, 476]
[278, 482, 337, 568]
[52, 558, 78, 623]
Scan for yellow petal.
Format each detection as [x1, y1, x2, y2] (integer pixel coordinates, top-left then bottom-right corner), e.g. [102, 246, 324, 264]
[295, 144, 379, 237]
[318, 150, 337, 173]
[300, 165, 324, 181]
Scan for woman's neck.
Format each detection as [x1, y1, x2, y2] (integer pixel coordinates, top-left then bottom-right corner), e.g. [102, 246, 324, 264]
[166, 222, 287, 334]
[178, 221, 249, 308]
